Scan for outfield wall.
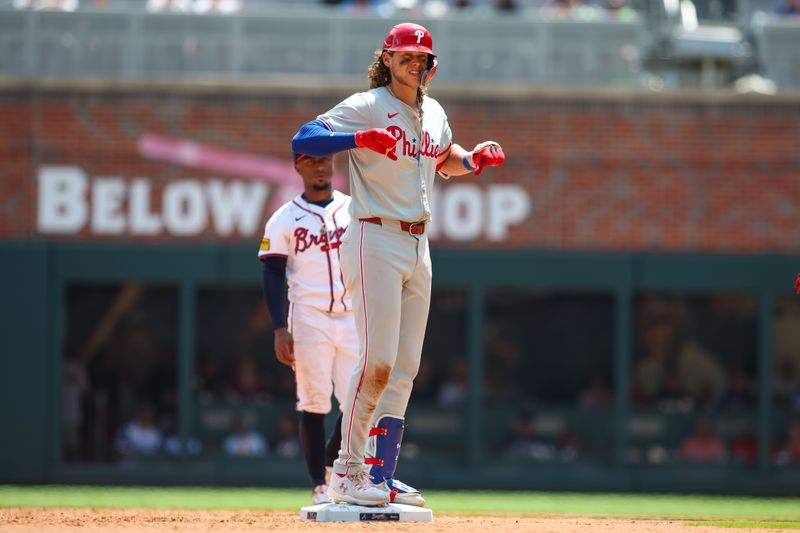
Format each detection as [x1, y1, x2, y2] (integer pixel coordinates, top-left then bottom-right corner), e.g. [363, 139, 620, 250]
[2, 242, 800, 494]
[1, 81, 800, 252]
[2, 81, 800, 493]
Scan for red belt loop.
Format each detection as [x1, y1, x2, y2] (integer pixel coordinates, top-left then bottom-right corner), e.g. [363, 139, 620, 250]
[360, 217, 425, 235]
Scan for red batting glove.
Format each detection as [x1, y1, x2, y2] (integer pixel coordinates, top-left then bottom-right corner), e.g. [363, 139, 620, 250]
[795, 273, 800, 295]
[355, 128, 398, 161]
[472, 141, 505, 176]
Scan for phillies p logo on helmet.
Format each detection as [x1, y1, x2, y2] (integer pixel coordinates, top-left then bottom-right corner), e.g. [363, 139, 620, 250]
[382, 23, 437, 57]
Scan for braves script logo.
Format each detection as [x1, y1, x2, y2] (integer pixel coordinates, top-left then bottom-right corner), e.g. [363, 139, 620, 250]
[386, 125, 440, 160]
[294, 226, 346, 254]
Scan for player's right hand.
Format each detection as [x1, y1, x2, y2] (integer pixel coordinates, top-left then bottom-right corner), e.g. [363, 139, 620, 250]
[274, 327, 295, 369]
[355, 128, 398, 160]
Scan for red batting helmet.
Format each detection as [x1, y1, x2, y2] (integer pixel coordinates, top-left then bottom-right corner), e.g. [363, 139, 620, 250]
[382, 23, 437, 57]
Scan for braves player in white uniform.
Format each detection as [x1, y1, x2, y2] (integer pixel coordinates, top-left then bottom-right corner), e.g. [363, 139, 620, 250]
[258, 152, 358, 505]
[291, 22, 506, 507]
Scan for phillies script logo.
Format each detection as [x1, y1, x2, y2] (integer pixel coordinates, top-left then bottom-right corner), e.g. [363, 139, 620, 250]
[294, 226, 346, 254]
[386, 125, 441, 160]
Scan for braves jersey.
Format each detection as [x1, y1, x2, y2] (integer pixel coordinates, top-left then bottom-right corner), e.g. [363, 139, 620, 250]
[317, 87, 453, 223]
[258, 191, 351, 313]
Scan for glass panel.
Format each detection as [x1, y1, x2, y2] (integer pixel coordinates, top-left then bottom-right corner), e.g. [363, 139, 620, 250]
[406, 288, 468, 462]
[194, 286, 295, 459]
[62, 284, 178, 462]
[773, 294, 800, 467]
[484, 290, 615, 465]
[628, 293, 758, 466]
[192, 287, 470, 465]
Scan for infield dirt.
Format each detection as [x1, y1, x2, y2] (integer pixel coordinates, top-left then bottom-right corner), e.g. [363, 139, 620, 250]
[0, 508, 785, 532]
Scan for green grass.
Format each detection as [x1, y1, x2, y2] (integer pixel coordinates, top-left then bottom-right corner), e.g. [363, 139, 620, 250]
[2, 485, 800, 521]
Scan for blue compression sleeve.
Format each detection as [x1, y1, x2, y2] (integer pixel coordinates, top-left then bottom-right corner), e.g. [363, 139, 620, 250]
[291, 119, 357, 156]
[262, 256, 289, 330]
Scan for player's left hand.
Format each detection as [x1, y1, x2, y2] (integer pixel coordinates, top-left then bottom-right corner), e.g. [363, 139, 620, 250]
[795, 273, 800, 295]
[471, 141, 505, 176]
[274, 327, 295, 369]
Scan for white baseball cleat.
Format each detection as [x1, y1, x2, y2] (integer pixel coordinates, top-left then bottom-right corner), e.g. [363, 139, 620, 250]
[326, 471, 390, 506]
[311, 484, 331, 505]
[385, 478, 425, 507]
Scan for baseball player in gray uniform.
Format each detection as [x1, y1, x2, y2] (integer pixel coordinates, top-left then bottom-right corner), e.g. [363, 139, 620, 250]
[292, 22, 506, 507]
[258, 152, 358, 505]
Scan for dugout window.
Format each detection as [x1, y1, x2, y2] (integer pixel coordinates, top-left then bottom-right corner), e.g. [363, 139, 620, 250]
[404, 288, 470, 462]
[483, 289, 615, 465]
[61, 283, 179, 463]
[193, 285, 296, 459]
[772, 294, 800, 467]
[627, 293, 759, 466]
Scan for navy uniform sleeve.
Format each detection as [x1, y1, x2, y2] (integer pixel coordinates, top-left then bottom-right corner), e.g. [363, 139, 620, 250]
[262, 256, 289, 330]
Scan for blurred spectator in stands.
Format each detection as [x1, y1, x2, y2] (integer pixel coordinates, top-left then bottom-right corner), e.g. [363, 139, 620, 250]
[730, 424, 757, 465]
[504, 411, 556, 460]
[223, 415, 268, 457]
[146, 0, 190, 11]
[495, 0, 517, 12]
[604, 0, 638, 21]
[774, 0, 800, 16]
[657, 368, 691, 408]
[115, 404, 163, 457]
[192, 0, 242, 14]
[225, 356, 270, 400]
[274, 414, 301, 459]
[542, 0, 600, 20]
[146, 0, 242, 13]
[14, 0, 78, 10]
[62, 353, 89, 461]
[577, 372, 613, 410]
[774, 420, 800, 465]
[453, 0, 472, 9]
[437, 359, 469, 408]
[718, 363, 756, 412]
[160, 416, 202, 457]
[542, 0, 580, 18]
[774, 360, 800, 409]
[678, 415, 727, 463]
[338, 0, 390, 15]
[633, 297, 726, 409]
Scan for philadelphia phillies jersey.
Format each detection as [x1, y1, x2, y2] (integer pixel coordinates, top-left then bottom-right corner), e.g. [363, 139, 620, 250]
[317, 87, 452, 223]
[258, 191, 351, 313]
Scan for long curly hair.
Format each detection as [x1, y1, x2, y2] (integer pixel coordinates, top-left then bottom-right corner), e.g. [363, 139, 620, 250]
[368, 50, 427, 115]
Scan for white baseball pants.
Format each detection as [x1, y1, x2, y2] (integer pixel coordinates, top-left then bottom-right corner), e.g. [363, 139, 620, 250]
[333, 219, 432, 476]
[289, 302, 359, 414]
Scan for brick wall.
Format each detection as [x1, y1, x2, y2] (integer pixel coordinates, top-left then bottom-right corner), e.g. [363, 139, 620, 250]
[2, 84, 799, 252]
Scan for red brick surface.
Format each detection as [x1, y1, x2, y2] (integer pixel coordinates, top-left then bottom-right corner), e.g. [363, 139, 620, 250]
[2, 88, 799, 252]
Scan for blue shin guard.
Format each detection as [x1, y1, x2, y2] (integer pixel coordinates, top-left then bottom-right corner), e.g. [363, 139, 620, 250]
[366, 415, 425, 507]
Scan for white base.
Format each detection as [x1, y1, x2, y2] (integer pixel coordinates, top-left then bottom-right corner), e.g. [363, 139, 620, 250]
[300, 502, 433, 522]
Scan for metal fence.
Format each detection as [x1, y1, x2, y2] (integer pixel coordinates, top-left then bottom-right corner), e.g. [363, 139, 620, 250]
[1, 7, 799, 88]
[0, 8, 646, 87]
